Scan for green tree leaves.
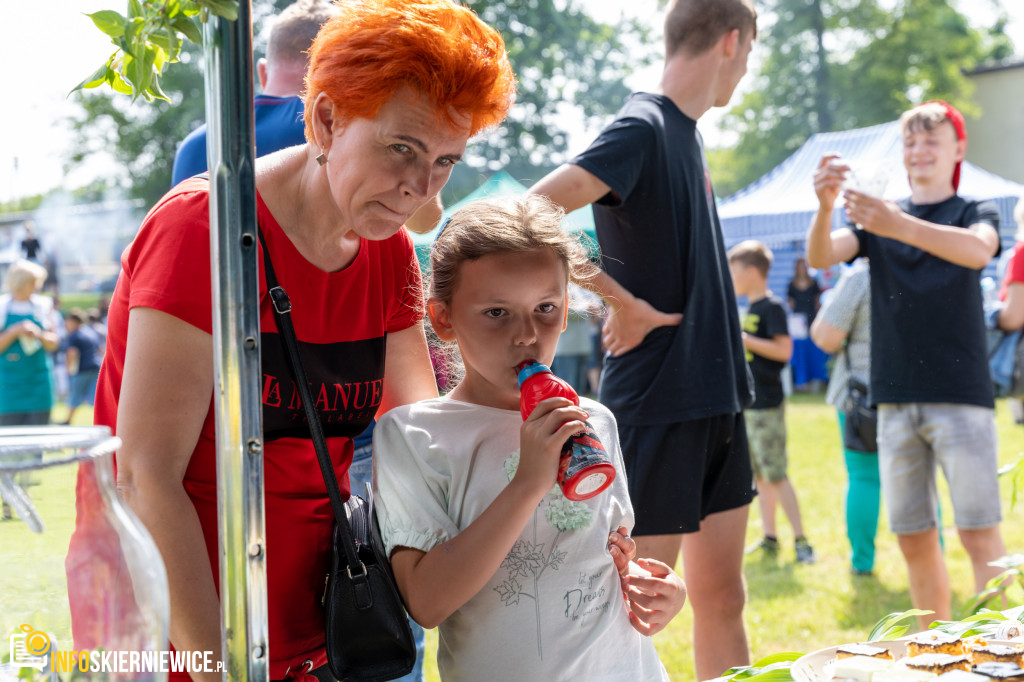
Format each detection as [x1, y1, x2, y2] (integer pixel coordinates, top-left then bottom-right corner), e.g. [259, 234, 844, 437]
[72, 0, 238, 102]
[449, 0, 654, 195]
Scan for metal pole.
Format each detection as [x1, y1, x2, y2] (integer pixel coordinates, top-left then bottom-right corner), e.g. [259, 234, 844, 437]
[203, 2, 269, 682]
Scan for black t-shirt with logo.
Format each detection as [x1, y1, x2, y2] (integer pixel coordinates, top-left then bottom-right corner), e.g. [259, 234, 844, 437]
[853, 195, 1000, 408]
[742, 296, 789, 409]
[572, 92, 753, 425]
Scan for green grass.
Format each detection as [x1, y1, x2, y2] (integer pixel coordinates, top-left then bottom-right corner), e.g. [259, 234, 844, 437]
[55, 293, 104, 313]
[4, 396, 1023, 681]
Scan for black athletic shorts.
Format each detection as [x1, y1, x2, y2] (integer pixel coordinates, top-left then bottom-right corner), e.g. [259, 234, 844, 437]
[619, 412, 756, 536]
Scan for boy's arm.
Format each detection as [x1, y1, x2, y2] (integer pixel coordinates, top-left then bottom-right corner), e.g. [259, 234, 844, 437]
[742, 332, 792, 363]
[844, 190, 999, 269]
[66, 345, 81, 376]
[531, 164, 682, 356]
[807, 154, 860, 269]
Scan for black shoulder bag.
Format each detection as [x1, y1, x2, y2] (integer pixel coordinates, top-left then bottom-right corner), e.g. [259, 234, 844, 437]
[259, 230, 415, 682]
[840, 345, 878, 453]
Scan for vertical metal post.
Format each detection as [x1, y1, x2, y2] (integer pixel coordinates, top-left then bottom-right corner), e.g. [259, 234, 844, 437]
[203, 2, 269, 682]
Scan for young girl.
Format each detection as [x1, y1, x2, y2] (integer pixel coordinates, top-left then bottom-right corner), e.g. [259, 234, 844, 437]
[372, 195, 685, 681]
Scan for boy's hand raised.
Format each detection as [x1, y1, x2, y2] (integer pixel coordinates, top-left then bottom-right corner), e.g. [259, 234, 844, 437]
[814, 153, 848, 209]
[844, 189, 904, 237]
[516, 397, 588, 498]
[623, 558, 687, 636]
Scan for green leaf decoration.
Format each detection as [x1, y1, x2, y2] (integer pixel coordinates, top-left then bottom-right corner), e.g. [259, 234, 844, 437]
[105, 66, 134, 95]
[956, 554, 1024, 617]
[997, 453, 1024, 509]
[149, 29, 173, 53]
[86, 10, 127, 38]
[718, 654, 802, 681]
[81, 0, 240, 100]
[932, 610, 1011, 637]
[867, 609, 935, 641]
[198, 0, 238, 22]
[750, 653, 804, 666]
[742, 669, 798, 682]
[147, 74, 171, 102]
[70, 63, 113, 95]
[172, 16, 203, 45]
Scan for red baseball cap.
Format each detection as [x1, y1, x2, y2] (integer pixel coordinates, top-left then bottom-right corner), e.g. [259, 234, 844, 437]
[923, 100, 966, 191]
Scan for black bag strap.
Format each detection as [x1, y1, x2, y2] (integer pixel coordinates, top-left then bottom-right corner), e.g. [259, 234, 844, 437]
[257, 228, 365, 577]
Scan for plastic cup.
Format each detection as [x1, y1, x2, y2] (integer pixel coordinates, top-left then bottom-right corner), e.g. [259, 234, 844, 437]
[843, 162, 890, 199]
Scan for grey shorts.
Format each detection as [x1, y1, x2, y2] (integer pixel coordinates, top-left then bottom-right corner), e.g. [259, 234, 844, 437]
[746, 405, 788, 483]
[878, 403, 1002, 534]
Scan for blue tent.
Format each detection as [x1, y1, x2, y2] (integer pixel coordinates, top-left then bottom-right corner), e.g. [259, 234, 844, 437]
[718, 120, 1023, 296]
[409, 170, 597, 269]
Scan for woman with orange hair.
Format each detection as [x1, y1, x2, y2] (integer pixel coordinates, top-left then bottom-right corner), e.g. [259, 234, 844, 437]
[68, 2, 515, 680]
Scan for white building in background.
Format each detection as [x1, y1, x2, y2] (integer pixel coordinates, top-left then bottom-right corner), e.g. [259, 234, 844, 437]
[965, 58, 1024, 184]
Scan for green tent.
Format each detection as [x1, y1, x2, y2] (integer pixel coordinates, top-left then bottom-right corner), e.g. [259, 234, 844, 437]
[410, 170, 598, 271]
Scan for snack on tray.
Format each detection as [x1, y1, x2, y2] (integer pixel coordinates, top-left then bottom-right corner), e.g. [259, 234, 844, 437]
[934, 671, 988, 681]
[972, 661, 1024, 681]
[908, 632, 966, 657]
[903, 653, 971, 674]
[873, 668, 938, 681]
[970, 645, 1024, 666]
[832, 654, 895, 681]
[838, 644, 896, 661]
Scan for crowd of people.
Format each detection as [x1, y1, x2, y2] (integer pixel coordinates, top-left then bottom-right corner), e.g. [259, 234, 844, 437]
[1, 0, 1022, 679]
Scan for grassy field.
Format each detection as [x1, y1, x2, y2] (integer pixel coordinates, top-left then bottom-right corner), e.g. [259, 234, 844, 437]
[3, 395, 1023, 681]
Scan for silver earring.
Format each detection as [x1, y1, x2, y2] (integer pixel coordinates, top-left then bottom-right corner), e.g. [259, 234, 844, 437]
[316, 149, 327, 166]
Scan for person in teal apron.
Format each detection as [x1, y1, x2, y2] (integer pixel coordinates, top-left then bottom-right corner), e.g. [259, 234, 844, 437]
[0, 259, 58, 425]
[0, 259, 58, 518]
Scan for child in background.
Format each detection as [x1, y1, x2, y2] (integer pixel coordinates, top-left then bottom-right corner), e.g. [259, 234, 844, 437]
[61, 309, 104, 425]
[372, 195, 685, 681]
[728, 240, 816, 564]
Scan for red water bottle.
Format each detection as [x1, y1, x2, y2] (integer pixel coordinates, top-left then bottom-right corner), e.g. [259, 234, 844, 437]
[516, 361, 616, 501]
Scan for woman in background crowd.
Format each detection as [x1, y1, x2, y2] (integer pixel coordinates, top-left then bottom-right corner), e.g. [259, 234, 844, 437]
[0, 259, 59, 427]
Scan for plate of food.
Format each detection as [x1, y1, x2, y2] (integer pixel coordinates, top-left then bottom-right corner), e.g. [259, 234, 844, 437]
[791, 640, 907, 682]
[790, 631, 1024, 681]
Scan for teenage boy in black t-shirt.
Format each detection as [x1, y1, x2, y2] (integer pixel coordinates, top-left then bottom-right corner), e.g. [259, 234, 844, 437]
[806, 101, 1006, 629]
[531, 0, 758, 677]
[728, 240, 815, 565]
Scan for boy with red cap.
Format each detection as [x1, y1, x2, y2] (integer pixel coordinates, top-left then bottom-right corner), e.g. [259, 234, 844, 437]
[806, 101, 1007, 628]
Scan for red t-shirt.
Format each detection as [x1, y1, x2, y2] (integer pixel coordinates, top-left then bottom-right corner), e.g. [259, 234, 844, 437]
[1001, 241, 1024, 301]
[68, 178, 423, 678]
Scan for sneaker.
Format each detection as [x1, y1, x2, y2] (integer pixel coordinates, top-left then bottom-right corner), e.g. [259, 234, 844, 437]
[795, 537, 816, 564]
[745, 536, 780, 556]
[851, 568, 873, 577]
